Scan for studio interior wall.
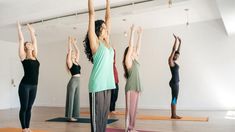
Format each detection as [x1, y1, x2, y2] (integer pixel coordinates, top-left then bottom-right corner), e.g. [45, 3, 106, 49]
[2, 19, 235, 110]
[0, 40, 21, 110]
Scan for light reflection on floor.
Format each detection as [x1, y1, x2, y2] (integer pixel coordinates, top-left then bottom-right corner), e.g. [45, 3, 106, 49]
[225, 111, 235, 120]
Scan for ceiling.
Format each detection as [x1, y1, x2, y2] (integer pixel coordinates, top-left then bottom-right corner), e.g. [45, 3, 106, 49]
[216, 0, 235, 36]
[0, 0, 232, 43]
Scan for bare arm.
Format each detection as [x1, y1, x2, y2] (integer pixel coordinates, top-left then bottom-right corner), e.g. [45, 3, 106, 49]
[67, 36, 73, 69]
[177, 37, 181, 53]
[88, 0, 99, 54]
[17, 22, 26, 61]
[27, 24, 37, 58]
[136, 27, 143, 57]
[72, 37, 80, 63]
[168, 34, 177, 67]
[105, 0, 111, 36]
[125, 25, 135, 69]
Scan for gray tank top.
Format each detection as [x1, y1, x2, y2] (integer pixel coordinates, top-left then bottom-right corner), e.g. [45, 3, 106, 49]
[125, 59, 142, 93]
[170, 62, 180, 83]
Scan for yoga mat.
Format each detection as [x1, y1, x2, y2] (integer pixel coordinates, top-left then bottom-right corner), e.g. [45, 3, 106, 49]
[0, 128, 49, 132]
[81, 111, 125, 115]
[46, 117, 118, 124]
[106, 128, 158, 132]
[137, 115, 209, 122]
[81, 111, 208, 122]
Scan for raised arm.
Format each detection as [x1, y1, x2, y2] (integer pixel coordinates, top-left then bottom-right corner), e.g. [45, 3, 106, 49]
[125, 25, 135, 69]
[72, 37, 80, 63]
[67, 36, 73, 69]
[168, 34, 178, 67]
[177, 37, 181, 53]
[17, 21, 26, 61]
[136, 27, 143, 57]
[88, 0, 99, 54]
[105, 0, 111, 36]
[27, 24, 37, 58]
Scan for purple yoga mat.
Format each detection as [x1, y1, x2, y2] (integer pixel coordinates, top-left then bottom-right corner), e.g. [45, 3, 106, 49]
[106, 128, 158, 132]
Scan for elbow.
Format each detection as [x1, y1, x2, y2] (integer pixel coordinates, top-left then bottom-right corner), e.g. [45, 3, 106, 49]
[88, 31, 93, 38]
[105, 14, 110, 19]
[89, 10, 95, 16]
[168, 57, 171, 62]
[68, 48, 72, 53]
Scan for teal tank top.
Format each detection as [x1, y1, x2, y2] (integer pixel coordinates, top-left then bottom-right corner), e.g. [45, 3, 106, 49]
[88, 42, 115, 93]
[125, 59, 142, 93]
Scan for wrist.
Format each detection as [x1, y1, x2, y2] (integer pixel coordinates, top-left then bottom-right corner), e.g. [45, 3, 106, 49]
[30, 31, 35, 34]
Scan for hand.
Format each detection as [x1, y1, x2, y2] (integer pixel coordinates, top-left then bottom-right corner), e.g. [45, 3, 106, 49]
[27, 24, 35, 33]
[17, 21, 21, 29]
[68, 36, 72, 44]
[73, 37, 77, 44]
[137, 27, 143, 35]
[130, 24, 135, 32]
[173, 34, 177, 39]
[177, 37, 181, 43]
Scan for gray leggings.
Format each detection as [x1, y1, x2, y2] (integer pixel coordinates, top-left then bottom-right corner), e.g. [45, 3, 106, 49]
[65, 77, 80, 118]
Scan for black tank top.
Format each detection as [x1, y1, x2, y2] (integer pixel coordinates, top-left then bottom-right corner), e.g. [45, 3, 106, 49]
[21, 59, 40, 85]
[70, 63, 81, 75]
[170, 62, 179, 83]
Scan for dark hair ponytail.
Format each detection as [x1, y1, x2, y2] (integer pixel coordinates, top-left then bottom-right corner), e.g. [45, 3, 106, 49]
[123, 47, 129, 79]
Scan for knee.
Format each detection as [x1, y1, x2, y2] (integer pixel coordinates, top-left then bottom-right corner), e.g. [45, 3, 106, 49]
[171, 97, 177, 105]
[20, 103, 28, 111]
[26, 106, 33, 112]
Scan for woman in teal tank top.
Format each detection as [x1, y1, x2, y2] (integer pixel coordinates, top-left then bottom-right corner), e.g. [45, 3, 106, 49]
[83, 0, 115, 131]
[123, 25, 143, 132]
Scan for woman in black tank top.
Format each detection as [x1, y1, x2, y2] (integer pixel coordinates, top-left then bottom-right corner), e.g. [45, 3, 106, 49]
[65, 36, 81, 121]
[168, 34, 182, 119]
[17, 22, 39, 132]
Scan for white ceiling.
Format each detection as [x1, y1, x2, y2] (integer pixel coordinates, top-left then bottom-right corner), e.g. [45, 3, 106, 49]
[0, 0, 132, 27]
[216, 0, 235, 36]
[0, 0, 227, 43]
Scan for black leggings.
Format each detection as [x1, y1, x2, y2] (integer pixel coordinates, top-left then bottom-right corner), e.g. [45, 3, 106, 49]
[169, 82, 179, 105]
[110, 83, 119, 112]
[18, 83, 37, 129]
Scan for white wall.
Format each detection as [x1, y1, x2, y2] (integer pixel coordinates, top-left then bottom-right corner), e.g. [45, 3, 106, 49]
[112, 19, 235, 110]
[0, 40, 21, 109]
[36, 38, 93, 108]
[35, 19, 235, 110]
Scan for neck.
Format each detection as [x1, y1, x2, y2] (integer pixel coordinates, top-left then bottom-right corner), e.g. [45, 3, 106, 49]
[26, 51, 34, 59]
[72, 59, 77, 64]
[99, 38, 105, 42]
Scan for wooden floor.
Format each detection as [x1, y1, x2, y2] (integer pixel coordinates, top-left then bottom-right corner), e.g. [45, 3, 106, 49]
[0, 107, 234, 132]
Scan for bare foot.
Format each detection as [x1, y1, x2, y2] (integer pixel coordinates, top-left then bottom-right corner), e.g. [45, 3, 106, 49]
[67, 117, 77, 122]
[111, 111, 118, 114]
[130, 129, 138, 132]
[171, 115, 182, 119]
[22, 129, 28, 132]
[27, 128, 32, 132]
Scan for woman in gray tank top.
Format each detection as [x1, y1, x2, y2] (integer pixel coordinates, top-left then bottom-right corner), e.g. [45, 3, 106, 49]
[123, 25, 143, 132]
[168, 34, 182, 119]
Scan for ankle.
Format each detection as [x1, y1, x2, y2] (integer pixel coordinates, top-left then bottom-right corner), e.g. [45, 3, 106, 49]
[22, 129, 28, 132]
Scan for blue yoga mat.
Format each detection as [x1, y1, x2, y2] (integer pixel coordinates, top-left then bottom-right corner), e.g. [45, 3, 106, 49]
[46, 117, 118, 124]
